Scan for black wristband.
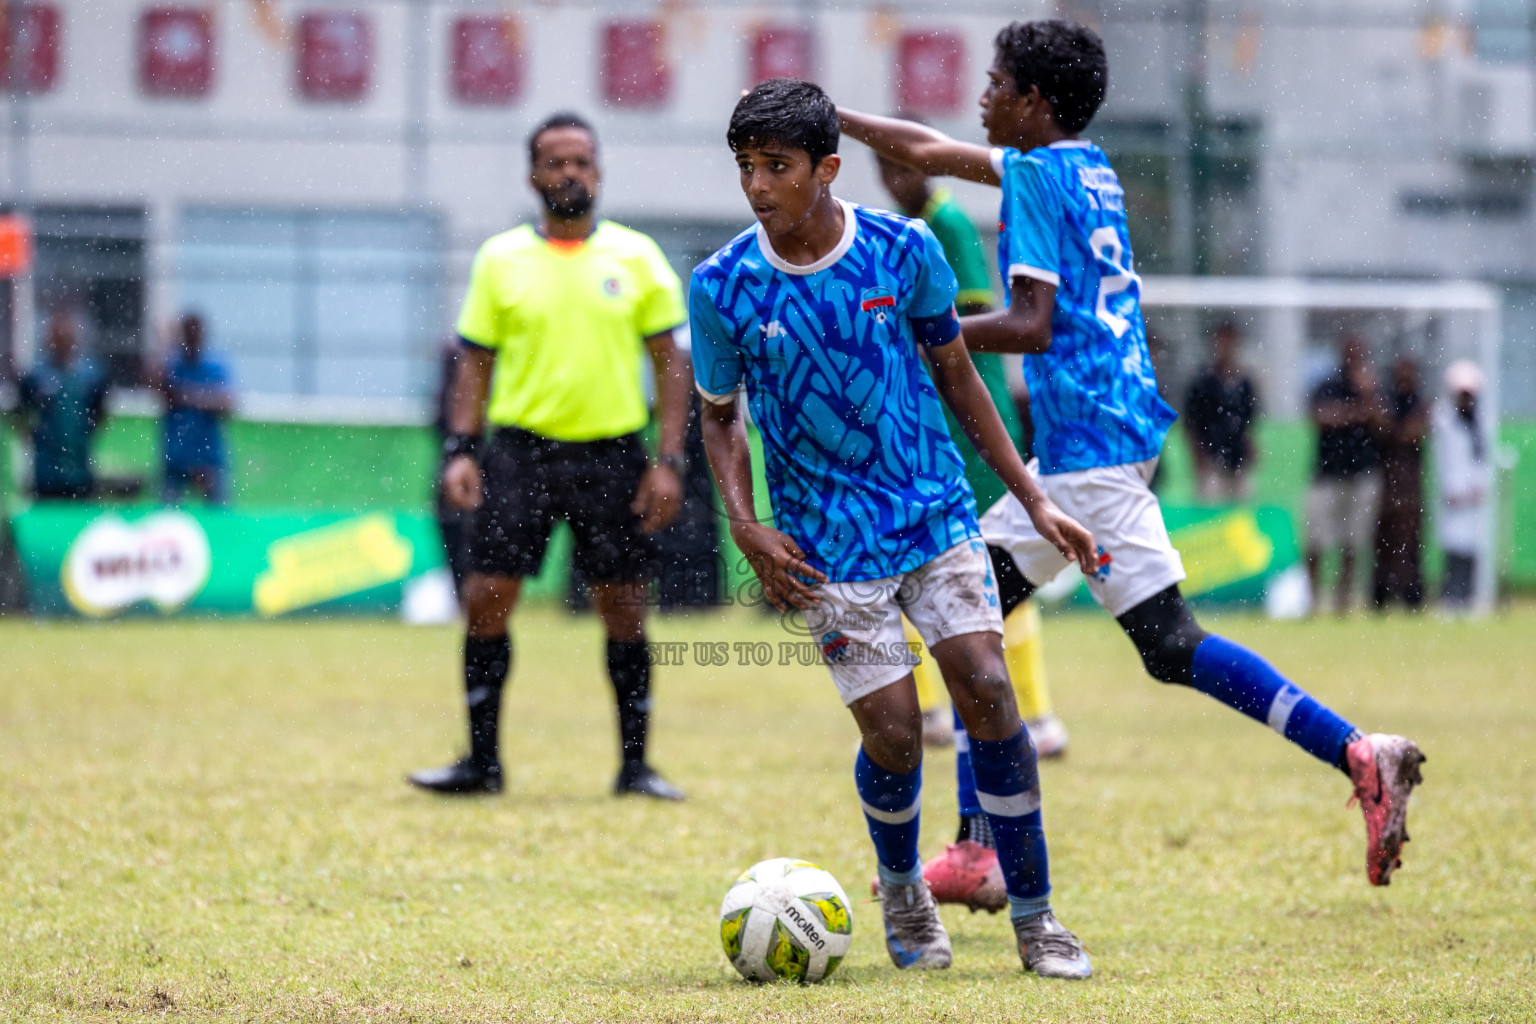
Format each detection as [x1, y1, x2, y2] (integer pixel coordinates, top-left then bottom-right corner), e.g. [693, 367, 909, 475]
[443, 433, 480, 461]
[655, 453, 685, 476]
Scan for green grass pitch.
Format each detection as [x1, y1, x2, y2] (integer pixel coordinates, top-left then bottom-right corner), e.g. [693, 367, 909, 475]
[2, 604, 1533, 1022]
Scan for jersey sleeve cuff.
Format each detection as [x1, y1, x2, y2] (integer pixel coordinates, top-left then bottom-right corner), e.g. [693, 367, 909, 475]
[640, 318, 688, 341]
[910, 308, 962, 348]
[990, 147, 1007, 178]
[457, 333, 496, 351]
[1007, 264, 1061, 287]
[695, 381, 739, 406]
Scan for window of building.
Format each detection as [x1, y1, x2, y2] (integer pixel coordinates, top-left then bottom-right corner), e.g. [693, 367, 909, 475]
[451, 15, 524, 105]
[749, 25, 815, 86]
[296, 11, 372, 102]
[139, 6, 215, 98]
[2, 2, 60, 93]
[177, 209, 441, 402]
[29, 206, 146, 387]
[897, 31, 964, 116]
[601, 20, 670, 107]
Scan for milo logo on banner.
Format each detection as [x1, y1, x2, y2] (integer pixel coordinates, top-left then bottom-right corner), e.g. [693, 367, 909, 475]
[61, 511, 213, 617]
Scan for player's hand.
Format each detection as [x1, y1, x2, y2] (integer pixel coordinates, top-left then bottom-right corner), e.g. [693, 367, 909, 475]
[1024, 496, 1098, 577]
[730, 523, 828, 612]
[633, 464, 684, 534]
[442, 454, 483, 511]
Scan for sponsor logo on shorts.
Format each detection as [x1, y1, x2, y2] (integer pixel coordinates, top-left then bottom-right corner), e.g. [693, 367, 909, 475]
[1094, 546, 1113, 581]
[819, 631, 851, 664]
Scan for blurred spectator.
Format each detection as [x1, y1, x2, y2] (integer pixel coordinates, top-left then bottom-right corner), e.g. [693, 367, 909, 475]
[1433, 360, 1491, 611]
[1305, 333, 1386, 613]
[1371, 356, 1429, 609]
[432, 341, 472, 601]
[14, 312, 108, 499]
[154, 313, 234, 506]
[1184, 320, 1259, 503]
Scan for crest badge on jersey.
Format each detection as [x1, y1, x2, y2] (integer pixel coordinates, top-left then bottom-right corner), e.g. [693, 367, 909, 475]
[602, 277, 623, 298]
[859, 287, 895, 324]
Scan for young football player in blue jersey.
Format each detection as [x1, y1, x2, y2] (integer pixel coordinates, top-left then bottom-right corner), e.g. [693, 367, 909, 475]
[693, 79, 1099, 977]
[839, 20, 1425, 887]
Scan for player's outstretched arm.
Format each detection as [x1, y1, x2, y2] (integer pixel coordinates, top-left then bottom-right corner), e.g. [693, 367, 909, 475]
[958, 276, 1056, 354]
[698, 396, 827, 610]
[926, 334, 1097, 575]
[838, 108, 999, 185]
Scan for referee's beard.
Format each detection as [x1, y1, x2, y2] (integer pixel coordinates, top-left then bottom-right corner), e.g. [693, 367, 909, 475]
[540, 180, 594, 219]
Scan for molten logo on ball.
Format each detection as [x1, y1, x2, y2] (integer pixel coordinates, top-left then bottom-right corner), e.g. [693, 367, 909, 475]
[718, 858, 853, 983]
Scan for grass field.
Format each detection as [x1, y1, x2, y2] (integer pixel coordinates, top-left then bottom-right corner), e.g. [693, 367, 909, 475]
[2, 604, 1534, 1022]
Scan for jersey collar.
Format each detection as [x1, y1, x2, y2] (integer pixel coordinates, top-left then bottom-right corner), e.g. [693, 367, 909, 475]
[1048, 139, 1094, 149]
[755, 198, 857, 276]
[535, 220, 603, 249]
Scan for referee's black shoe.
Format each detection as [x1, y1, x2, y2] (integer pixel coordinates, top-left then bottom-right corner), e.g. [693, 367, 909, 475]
[407, 756, 503, 795]
[614, 762, 685, 801]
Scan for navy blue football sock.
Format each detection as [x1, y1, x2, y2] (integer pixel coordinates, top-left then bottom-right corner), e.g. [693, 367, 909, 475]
[1191, 635, 1359, 769]
[968, 726, 1051, 917]
[855, 748, 923, 885]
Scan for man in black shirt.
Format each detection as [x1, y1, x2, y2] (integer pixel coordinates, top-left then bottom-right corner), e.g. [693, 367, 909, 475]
[1306, 334, 1387, 614]
[1371, 357, 1428, 609]
[1184, 321, 1259, 503]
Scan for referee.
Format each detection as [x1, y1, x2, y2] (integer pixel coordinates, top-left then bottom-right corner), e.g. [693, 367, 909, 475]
[410, 112, 690, 800]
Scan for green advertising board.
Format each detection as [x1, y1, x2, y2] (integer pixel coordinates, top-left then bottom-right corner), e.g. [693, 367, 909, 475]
[10, 506, 447, 618]
[8, 501, 1299, 619]
[1049, 504, 1300, 608]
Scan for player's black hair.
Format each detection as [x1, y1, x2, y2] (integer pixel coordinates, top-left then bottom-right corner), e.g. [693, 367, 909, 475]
[727, 79, 839, 165]
[994, 20, 1107, 135]
[527, 111, 596, 165]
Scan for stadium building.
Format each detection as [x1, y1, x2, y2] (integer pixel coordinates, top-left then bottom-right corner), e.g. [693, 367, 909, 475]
[0, 0, 1531, 597]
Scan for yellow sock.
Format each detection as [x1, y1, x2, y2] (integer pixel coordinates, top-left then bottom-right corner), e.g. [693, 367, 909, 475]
[903, 617, 947, 713]
[1004, 600, 1053, 722]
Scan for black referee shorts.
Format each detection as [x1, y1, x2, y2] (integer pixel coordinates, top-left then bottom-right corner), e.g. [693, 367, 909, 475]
[468, 427, 658, 583]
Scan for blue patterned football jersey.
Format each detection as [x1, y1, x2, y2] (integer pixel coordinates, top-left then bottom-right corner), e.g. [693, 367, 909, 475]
[994, 141, 1177, 474]
[690, 200, 979, 582]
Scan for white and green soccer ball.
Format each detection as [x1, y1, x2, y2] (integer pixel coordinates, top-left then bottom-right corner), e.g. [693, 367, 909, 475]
[719, 857, 853, 983]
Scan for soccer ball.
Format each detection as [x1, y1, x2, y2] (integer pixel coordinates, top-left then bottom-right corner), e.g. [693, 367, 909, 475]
[719, 858, 853, 983]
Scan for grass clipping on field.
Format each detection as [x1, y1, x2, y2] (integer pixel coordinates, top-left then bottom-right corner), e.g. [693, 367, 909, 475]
[1, 607, 1533, 1023]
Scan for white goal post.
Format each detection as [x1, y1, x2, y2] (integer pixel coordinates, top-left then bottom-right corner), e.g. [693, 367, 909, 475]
[1140, 275, 1503, 614]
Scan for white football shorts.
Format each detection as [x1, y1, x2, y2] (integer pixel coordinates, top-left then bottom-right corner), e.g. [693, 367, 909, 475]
[981, 459, 1186, 617]
[796, 539, 1005, 706]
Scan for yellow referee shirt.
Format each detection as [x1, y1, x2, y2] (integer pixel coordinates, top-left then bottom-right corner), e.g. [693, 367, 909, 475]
[456, 221, 686, 441]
